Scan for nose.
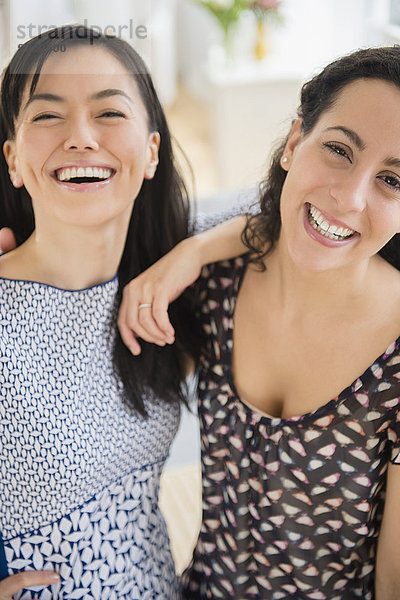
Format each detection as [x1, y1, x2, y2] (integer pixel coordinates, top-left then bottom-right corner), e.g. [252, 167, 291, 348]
[63, 115, 99, 152]
[329, 171, 369, 213]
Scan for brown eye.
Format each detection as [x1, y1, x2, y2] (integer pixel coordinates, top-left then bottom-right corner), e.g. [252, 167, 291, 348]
[323, 142, 352, 162]
[379, 174, 400, 191]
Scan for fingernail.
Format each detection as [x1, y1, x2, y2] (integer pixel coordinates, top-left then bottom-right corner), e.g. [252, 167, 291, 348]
[130, 347, 140, 356]
[48, 573, 60, 582]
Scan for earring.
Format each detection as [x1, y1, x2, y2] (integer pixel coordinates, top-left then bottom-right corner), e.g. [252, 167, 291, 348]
[11, 175, 23, 188]
[282, 156, 288, 164]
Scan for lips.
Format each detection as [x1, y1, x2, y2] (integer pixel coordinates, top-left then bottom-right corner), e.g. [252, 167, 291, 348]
[304, 203, 360, 247]
[52, 164, 116, 192]
[307, 203, 357, 240]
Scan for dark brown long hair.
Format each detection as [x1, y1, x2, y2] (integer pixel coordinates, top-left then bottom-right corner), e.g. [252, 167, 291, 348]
[0, 25, 200, 415]
[243, 46, 400, 271]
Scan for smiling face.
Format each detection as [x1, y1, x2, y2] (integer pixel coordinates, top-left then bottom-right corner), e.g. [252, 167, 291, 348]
[278, 78, 400, 273]
[3, 45, 160, 232]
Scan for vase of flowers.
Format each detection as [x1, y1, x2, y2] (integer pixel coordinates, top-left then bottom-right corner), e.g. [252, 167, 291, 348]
[198, 0, 250, 60]
[248, 0, 282, 60]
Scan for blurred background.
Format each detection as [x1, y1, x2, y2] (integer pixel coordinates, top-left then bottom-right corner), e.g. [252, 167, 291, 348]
[1, 0, 399, 572]
[1, 0, 399, 199]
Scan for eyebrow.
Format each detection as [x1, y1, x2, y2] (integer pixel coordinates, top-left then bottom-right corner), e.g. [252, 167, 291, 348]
[23, 88, 134, 111]
[324, 126, 366, 151]
[325, 125, 400, 171]
[384, 157, 400, 171]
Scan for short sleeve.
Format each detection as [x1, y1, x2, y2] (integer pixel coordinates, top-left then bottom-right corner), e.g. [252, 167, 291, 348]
[189, 187, 259, 235]
[191, 257, 247, 367]
[191, 262, 217, 326]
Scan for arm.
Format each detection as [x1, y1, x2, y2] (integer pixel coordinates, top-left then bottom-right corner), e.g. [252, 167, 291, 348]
[375, 462, 400, 599]
[0, 207, 254, 355]
[118, 214, 249, 355]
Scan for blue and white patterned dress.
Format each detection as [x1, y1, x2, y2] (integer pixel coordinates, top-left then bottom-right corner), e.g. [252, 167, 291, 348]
[0, 276, 181, 600]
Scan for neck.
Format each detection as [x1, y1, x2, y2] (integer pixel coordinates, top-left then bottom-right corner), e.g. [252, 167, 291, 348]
[265, 239, 380, 321]
[5, 221, 128, 290]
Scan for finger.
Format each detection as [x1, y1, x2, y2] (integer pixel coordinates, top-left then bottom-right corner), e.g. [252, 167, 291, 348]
[120, 323, 142, 356]
[120, 297, 167, 347]
[0, 227, 17, 254]
[118, 292, 142, 355]
[138, 306, 171, 343]
[117, 309, 142, 356]
[0, 570, 60, 597]
[119, 303, 167, 350]
[152, 295, 175, 341]
[125, 303, 167, 346]
[132, 317, 167, 346]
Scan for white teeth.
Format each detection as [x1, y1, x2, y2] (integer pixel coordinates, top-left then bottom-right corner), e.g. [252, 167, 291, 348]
[56, 166, 112, 182]
[308, 204, 355, 241]
[320, 220, 329, 232]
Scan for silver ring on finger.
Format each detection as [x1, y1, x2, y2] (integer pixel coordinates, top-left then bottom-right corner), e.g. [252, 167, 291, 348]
[138, 303, 152, 310]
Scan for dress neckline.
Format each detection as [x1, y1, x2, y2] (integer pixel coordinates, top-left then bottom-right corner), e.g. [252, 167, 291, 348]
[0, 274, 118, 293]
[223, 255, 400, 426]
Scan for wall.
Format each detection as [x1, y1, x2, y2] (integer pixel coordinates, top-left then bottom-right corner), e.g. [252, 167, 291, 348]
[177, 0, 370, 101]
[176, 0, 386, 190]
[2, 0, 177, 107]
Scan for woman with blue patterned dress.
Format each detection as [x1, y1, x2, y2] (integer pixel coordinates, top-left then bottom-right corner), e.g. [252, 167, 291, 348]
[119, 47, 400, 598]
[0, 25, 248, 600]
[4, 30, 400, 600]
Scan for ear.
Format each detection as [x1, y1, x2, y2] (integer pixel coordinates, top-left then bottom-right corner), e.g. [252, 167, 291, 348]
[144, 132, 160, 180]
[3, 140, 24, 188]
[280, 118, 303, 171]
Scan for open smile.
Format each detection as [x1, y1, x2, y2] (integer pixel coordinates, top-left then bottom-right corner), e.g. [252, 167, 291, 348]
[52, 165, 116, 191]
[304, 203, 360, 246]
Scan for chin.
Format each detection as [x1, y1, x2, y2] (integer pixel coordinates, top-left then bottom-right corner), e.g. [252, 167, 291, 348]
[287, 243, 343, 274]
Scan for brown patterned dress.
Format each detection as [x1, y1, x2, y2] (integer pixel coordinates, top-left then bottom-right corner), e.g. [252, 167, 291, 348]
[182, 255, 400, 600]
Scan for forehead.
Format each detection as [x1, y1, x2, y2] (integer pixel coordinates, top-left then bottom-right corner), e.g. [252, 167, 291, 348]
[22, 45, 143, 105]
[38, 45, 129, 77]
[318, 78, 400, 128]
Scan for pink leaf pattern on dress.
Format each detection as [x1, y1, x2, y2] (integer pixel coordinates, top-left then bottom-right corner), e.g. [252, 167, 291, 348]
[182, 256, 400, 599]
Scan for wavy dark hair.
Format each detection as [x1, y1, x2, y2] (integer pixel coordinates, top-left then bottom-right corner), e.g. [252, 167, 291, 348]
[0, 25, 199, 415]
[243, 45, 400, 271]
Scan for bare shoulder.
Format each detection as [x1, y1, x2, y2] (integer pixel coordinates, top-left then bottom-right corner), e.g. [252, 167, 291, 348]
[0, 244, 32, 280]
[0, 247, 17, 275]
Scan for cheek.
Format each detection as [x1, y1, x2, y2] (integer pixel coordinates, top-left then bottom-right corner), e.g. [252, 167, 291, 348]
[283, 158, 327, 196]
[382, 208, 400, 235]
[17, 130, 53, 166]
[369, 200, 400, 240]
[279, 171, 311, 217]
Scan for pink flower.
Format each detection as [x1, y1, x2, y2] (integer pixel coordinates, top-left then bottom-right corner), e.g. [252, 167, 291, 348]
[253, 0, 280, 9]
